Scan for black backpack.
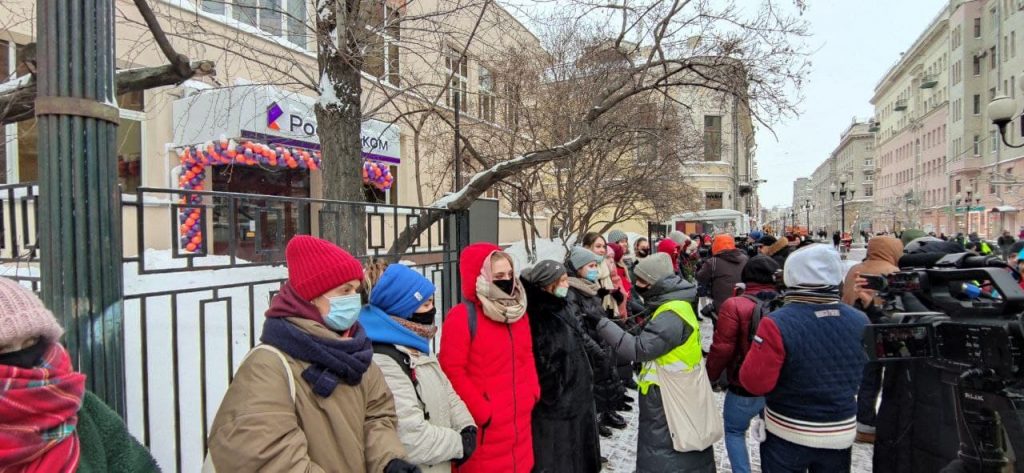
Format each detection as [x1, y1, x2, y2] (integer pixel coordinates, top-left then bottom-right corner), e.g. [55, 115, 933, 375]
[740, 292, 781, 345]
[371, 342, 430, 420]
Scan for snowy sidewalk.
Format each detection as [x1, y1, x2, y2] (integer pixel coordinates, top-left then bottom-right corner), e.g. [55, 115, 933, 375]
[600, 317, 874, 472]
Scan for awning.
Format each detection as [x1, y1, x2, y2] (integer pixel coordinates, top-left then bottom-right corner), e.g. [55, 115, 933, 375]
[991, 205, 1018, 212]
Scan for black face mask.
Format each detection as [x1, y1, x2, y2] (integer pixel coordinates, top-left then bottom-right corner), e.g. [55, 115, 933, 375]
[635, 285, 651, 297]
[410, 307, 437, 326]
[636, 249, 650, 258]
[0, 339, 49, 369]
[494, 279, 515, 295]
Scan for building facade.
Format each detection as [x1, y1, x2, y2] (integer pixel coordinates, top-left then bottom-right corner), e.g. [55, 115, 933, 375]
[791, 177, 811, 228]
[831, 121, 877, 235]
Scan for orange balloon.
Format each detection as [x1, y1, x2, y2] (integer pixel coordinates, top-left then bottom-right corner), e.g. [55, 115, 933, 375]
[186, 243, 197, 252]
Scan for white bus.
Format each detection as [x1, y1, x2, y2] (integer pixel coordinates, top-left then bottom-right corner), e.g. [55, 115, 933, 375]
[668, 209, 753, 236]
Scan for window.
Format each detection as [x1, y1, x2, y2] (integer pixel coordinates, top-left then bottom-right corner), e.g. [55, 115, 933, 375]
[445, 49, 468, 112]
[503, 82, 521, 127]
[202, 0, 308, 48]
[974, 134, 981, 155]
[974, 94, 981, 114]
[705, 192, 724, 210]
[991, 46, 998, 69]
[1014, 31, 1018, 57]
[975, 17, 982, 38]
[703, 115, 723, 161]
[973, 55, 982, 75]
[363, 165, 398, 204]
[362, 2, 401, 86]
[1014, 76, 1018, 98]
[864, 185, 873, 197]
[991, 87, 997, 100]
[477, 66, 495, 122]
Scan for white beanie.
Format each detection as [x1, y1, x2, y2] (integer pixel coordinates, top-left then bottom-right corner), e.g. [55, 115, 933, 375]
[783, 244, 845, 287]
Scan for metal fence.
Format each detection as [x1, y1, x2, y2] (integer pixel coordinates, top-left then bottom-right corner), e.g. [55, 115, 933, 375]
[0, 183, 458, 473]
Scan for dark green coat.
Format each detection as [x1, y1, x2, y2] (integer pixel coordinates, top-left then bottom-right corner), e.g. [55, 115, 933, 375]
[77, 392, 160, 472]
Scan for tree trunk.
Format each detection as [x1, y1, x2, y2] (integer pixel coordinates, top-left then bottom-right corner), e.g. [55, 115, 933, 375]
[315, 0, 367, 254]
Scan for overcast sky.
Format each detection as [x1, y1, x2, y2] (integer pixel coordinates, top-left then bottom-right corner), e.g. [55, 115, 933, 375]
[755, 0, 947, 207]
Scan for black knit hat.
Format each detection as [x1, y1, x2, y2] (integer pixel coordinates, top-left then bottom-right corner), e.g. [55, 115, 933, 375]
[522, 260, 566, 287]
[758, 235, 778, 247]
[741, 255, 781, 285]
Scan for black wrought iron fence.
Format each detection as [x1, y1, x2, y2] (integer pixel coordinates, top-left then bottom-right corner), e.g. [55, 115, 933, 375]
[0, 183, 459, 473]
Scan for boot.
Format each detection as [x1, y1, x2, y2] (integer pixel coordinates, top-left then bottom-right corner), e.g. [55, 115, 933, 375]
[617, 402, 633, 412]
[623, 378, 639, 390]
[598, 423, 613, 438]
[601, 412, 627, 429]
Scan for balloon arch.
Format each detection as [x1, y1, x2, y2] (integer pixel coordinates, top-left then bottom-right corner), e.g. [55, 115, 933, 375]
[175, 138, 394, 253]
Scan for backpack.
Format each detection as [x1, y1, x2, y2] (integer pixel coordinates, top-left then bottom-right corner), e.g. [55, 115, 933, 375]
[371, 342, 430, 420]
[739, 292, 781, 348]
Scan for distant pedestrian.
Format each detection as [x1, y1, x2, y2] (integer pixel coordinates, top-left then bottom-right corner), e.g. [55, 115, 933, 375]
[695, 234, 749, 312]
[998, 230, 1016, 261]
[832, 231, 841, 249]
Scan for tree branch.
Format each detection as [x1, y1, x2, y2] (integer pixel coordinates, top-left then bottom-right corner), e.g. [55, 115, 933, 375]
[0, 60, 215, 125]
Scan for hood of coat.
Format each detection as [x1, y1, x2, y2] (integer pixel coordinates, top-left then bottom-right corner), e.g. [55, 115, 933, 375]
[865, 236, 903, 269]
[714, 248, 747, 264]
[459, 242, 504, 303]
[644, 275, 697, 308]
[765, 237, 790, 257]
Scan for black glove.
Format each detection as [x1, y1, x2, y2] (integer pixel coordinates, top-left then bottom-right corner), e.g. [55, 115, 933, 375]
[384, 459, 421, 473]
[610, 289, 625, 304]
[596, 287, 611, 298]
[455, 426, 478, 466]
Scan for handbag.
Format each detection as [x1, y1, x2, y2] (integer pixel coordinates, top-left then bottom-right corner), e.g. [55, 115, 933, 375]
[201, 344, 296, 473]
[655, 360, 724, 452]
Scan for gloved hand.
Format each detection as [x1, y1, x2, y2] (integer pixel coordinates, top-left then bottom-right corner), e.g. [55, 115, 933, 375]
[610, 289, 625, 304]
[455, 426, 478, 466]
[384, 459, 421, 473]
[596, 287, 611, 298]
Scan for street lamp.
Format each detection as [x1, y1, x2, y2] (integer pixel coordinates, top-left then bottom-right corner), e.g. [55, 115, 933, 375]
[988, 95, 1024, 148]
[802, 198, 813, 234]
[957, 190, 982, 235]
[830, 174, 855, 236]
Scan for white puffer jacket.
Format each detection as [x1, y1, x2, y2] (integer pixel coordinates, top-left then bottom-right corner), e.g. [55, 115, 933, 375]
[374, 346, 475, 473]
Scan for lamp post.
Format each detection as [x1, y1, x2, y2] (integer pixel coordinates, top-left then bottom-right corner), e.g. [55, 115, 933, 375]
[957, 190, 981, 235]
[830, 174, 855, 236]
[803, 198, 813, 234]
[989, 95, 1024, 148]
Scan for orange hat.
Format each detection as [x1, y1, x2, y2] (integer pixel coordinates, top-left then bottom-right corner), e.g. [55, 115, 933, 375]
[711, 234, 736, 255]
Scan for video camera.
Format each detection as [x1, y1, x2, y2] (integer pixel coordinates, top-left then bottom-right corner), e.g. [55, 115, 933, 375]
[862, 253, 1024, 472]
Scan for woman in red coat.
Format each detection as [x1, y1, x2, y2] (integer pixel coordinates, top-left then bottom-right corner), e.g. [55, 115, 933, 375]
[439, 242, 540, 473]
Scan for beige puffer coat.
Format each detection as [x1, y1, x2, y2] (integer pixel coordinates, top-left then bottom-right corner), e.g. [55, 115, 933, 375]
[374, 345, 475, 473]
[208, 318, 406, 472]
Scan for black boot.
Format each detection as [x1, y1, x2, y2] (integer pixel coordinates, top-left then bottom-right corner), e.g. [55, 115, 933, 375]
[602, 412, 628, 429]
[598, 423, 613, 438]
[617, 400, 633, 412]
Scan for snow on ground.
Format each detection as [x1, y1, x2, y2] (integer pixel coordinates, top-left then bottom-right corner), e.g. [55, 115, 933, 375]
[601, 317, 874, 472]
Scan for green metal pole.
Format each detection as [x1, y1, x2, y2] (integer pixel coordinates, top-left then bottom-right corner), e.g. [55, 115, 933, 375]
[36, 0, 125, 415]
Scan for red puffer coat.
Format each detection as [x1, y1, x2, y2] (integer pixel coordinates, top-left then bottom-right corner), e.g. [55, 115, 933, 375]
[706, 283, 777, 391]
[439, 243, 540, 473]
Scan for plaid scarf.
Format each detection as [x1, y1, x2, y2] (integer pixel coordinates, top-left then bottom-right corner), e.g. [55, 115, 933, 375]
[0, 343, 86, 473]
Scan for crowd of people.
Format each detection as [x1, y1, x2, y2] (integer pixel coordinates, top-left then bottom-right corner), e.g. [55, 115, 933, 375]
[5, 224, 1021, 472]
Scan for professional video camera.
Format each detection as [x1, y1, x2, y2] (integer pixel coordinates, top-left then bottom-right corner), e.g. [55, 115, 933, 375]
[863, 252, 1024, 473]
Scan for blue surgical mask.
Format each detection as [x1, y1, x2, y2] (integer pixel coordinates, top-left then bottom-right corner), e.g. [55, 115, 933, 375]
[323, 294, 362, 331]
[585, 268, 600, 283]
[554, 286, 569, 298]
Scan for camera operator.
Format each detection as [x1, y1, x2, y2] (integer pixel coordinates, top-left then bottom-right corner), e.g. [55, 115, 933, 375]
[857, 241, 964, 473]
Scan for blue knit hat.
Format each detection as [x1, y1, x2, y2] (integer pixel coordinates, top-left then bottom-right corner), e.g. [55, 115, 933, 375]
[369, 264, 436, 319]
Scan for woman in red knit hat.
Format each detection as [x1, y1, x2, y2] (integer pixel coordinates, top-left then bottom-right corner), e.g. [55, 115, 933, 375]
[208, 235, 419, 473]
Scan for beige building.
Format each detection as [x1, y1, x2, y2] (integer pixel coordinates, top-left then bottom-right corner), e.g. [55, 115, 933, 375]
[806, 158, 835, 235]
[792, 177, 811, 229]
[0, 0, 549, 257]
[831, 121, 876, 235]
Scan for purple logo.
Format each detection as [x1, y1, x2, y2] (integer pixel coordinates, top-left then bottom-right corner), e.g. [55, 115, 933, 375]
[267, 103, 283, 130]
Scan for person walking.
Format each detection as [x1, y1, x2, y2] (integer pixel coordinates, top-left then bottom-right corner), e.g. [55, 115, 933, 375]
[208, 235, 415, 472]
[998, 230, 1016, 261]
[521, 260, 603, 473]
[583, 253, 714, 473]
[0, 278, 159, 472]
[695, 234, 749, 312]
[832, 231, 841, 249]
[706, 255, 782, 473]
[565, 246, 628, 435]
[740, 244, 870, 473]
[841, 236, 903, 445]
[360, 264, 478, 473]
[439, 243, 539, 473]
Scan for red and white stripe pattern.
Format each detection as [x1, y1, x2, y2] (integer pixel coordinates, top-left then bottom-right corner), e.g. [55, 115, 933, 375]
[764, 407, 857, 450]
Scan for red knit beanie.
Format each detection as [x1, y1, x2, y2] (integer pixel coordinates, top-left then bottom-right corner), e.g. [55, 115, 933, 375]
[286, 235, 365, 301]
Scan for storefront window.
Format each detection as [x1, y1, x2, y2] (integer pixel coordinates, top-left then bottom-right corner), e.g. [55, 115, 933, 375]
[363, 164, 397, 204]
[211, 165, 311, 261]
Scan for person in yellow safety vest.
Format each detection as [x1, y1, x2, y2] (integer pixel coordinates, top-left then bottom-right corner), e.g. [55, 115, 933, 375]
[579, 253, 715, 473]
